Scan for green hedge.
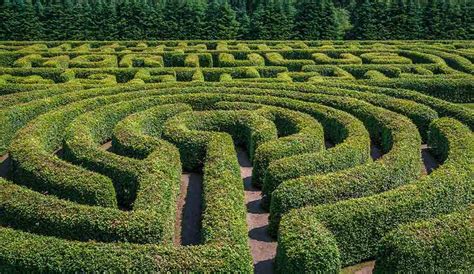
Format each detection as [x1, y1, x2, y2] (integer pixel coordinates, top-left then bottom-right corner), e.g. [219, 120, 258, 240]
[268, 92, 422, 234]
[276, 218, 341, 273]
[0, 129, 253, 271]
[162, 109, 278, 170]
[69, 54, 118, 68]
[374, 207, 473, 273]
[3, 81, 467, 159]
[0, 178, 173, 243]
[359, 78, 474, 103]
[0, 227, 248, 273]
[62, 99, 183, 242]
[321, 82, 474, 130]
[112, 103, 193, 158]
[261, 103, 371, 204]
[276, 117, 473, 271]
[218, 52, 265, 67]
[265, 52, 315, 71]
[214, 103, 325, 187]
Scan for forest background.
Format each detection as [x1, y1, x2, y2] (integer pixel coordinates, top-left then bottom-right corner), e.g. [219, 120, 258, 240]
[1, 0, 472, 40]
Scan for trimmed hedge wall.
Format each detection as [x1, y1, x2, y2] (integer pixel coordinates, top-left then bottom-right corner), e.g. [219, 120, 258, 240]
[0, 227, 248, 272]
[268, 92, 422, 234]
[0, 130, 253, 270]
[374, 207, 473, 273]
[163, 109, 278, 170]
[112, 103, 193, 158]
[276, 117, 473, 271]
[212, 104, 325, 187]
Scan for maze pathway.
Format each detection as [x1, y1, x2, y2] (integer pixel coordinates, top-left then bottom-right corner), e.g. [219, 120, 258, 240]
[238, 148, 278, 274]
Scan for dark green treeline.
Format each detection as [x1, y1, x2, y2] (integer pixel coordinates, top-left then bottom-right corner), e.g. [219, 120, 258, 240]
[1, 0, 473, 40]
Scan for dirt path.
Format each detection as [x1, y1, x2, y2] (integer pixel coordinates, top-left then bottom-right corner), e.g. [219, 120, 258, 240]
[0, 153, 10, 178]
[100, 140, 113, 151]
[237, 148, 277, 274]
[370, 144, 383, 160]
[341, 261, 375, 274]
[175, 172, 203, 246]
[421, 144, 438, 175]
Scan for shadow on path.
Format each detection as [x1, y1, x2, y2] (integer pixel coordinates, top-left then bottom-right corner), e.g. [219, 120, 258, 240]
[237, 147, 277, 274]
[175, 172, 203, 246]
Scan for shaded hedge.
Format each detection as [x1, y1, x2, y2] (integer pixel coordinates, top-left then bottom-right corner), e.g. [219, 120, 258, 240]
[374, 207, 474, 273]
[276, 117, 473, 271]
[268, 92, 422, 234]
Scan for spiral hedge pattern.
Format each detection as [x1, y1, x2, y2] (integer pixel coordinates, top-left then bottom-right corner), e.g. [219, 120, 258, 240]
[0, 40, 473, 272]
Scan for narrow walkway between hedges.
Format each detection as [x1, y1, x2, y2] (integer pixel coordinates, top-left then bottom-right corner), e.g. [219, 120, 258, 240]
[0, 153, 10, 178]
[421, 144, 438, 175]
[237, 148, 277, 274]
[175, 172, 203, 246]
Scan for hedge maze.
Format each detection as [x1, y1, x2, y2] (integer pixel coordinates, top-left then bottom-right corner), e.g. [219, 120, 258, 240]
[0, 40, 473, 272]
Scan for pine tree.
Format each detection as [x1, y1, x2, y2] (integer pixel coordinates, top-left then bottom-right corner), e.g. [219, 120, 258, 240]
[335, 7, 351, 40]
[250, 1, 293, 40]
[372, 0, 389, 39]
[460, 1, 474, 39]
[180, 0, 206, 39]
[349, 0, 379, 39]
[144, 2, 166, 39]
[116, 0, 146, 40]
[89, 0, 118, 40]
[0, 0, 15, 40]
[443, 1, 462, 39]
[422, 0, 443, 39]
[387, 0, 408, 39]
[162, 0, 182, 39]
[163, 0, 206, 39]
[236, 7, 251, 39]
[404, 0, 422, 39]
[205, 0, 240, 39]
[293, 0, 323, 39]
[320, 0, 339, 39]
[41, 0, 68, 40]
[9, 0, 42, 40]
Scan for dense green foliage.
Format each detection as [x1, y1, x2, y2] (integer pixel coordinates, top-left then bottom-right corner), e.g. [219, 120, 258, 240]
[277, 117, 473, 271]
[374, 207, 474, 273]
[0, 41, 472, 272]
[1, 0, 473, 40]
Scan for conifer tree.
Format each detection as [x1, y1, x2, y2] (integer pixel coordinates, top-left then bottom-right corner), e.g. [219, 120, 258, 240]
[162, 0, 182, 39]
[9, 0, 42, 40]
[335, 7, 351, 39]
[423, 0, 443, 39]
[387, 0, 407, 39]
[293, 0, 323, 39]
[443, 1, 462, 39]
[41, 0, 68, 40]
[144, 2, 166, 39]
[320, 0, 339, 39]
[460, 1, 474, 39]
[0, 0, 15, 40]
[116, 0, 146, 40]
[205, 0, 240, 39]
[236, 7, 251, 39]
[0, 0, 471, 41]
[250, 1, 293, 40]
[349, 0, 379, 39]
[179, 0, 206, 39]
[372, 0, 389, 39]
[404, 0, 422, 39]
